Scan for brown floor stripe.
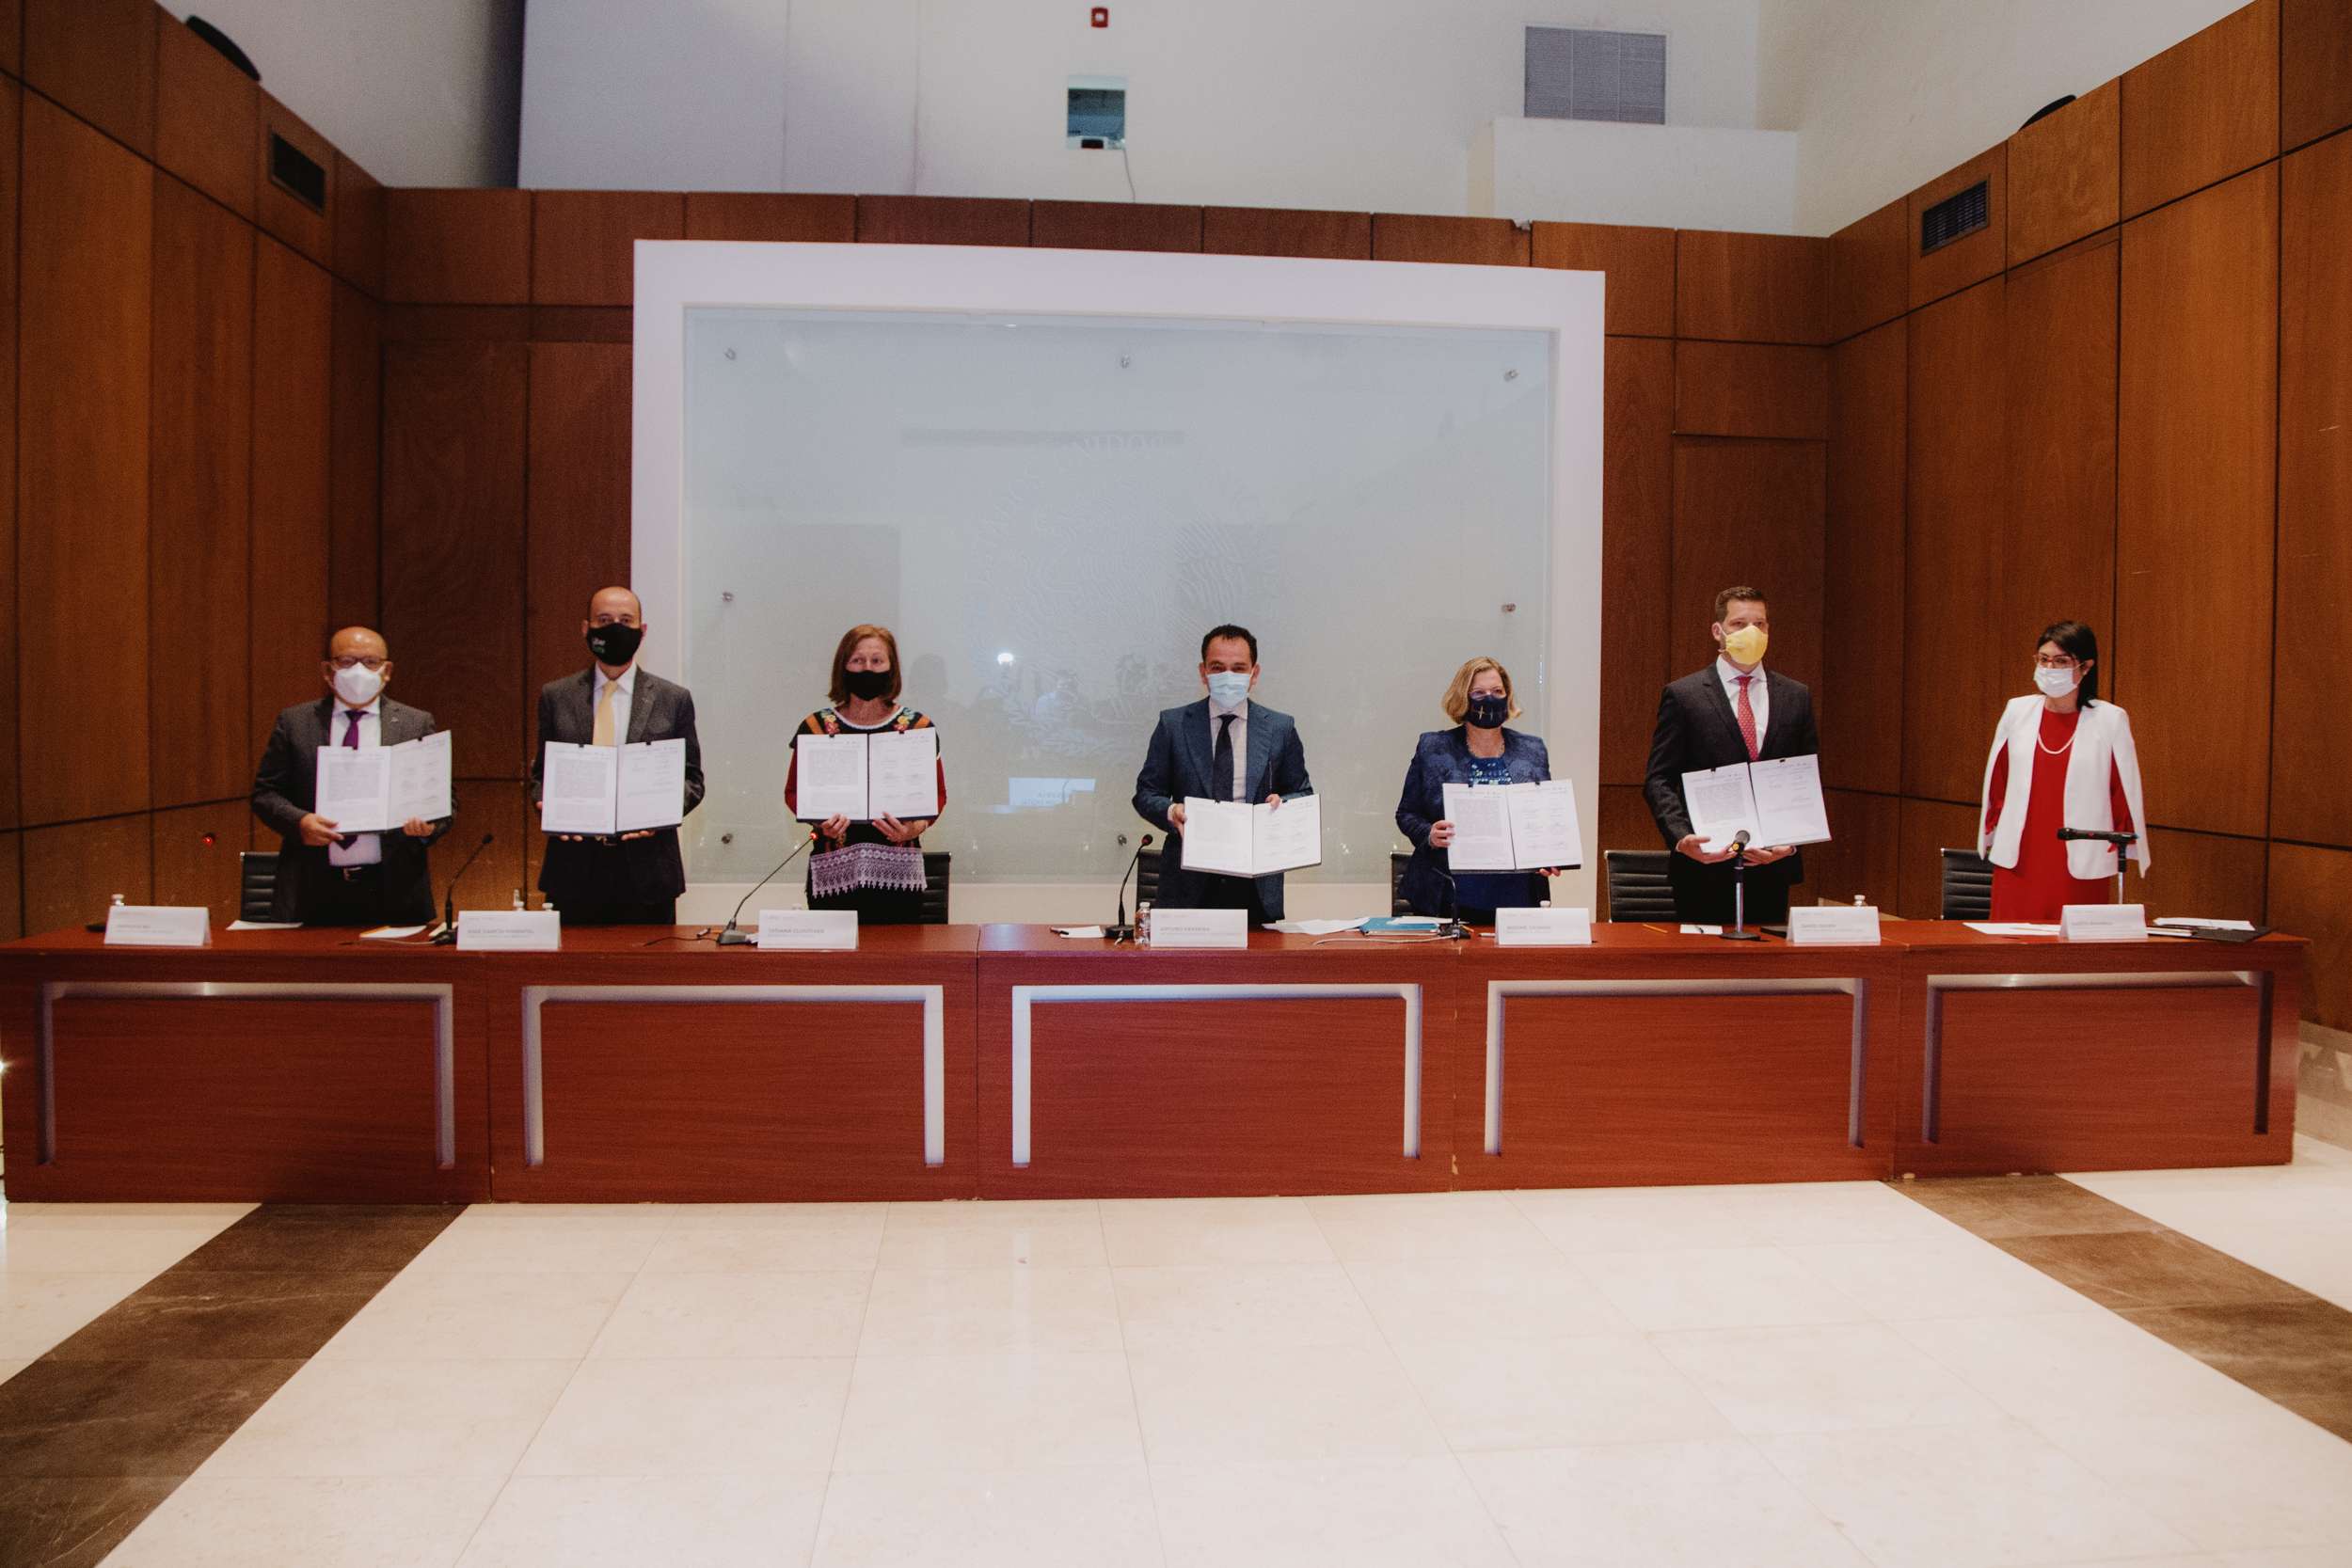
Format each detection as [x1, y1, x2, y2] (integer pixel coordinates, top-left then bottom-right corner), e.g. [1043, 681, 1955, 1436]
[0, 1204, 459, 1568]
[1899, 1175, 2352, 1442]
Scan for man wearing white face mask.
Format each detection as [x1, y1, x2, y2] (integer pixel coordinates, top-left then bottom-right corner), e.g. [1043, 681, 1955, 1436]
[250, 626, 449, 926]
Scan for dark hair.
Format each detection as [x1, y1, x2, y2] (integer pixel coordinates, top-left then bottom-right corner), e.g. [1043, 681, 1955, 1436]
[1713, 585, 1768, 622]
[829, 623, 902, 705]
[1200, 624, 1259, 664]
[2037, 619, 2100, 706]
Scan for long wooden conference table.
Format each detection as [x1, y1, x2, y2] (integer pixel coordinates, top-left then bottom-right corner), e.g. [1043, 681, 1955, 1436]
[0, 921, 2303, 1204]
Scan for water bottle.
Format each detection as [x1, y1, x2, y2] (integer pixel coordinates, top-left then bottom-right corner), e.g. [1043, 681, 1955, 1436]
[511, 889, 526, 911]
[1135, 900, 1152, 944]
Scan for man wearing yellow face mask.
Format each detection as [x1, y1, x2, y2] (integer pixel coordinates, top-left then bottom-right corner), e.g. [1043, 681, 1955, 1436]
[1641, 586, 1818, 924]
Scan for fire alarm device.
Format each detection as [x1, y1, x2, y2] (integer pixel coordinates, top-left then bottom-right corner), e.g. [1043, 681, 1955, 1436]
[1090, 7, 1108, 25]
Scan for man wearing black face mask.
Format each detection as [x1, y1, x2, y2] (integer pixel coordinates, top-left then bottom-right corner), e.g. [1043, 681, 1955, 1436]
[531, 586, 707, 925]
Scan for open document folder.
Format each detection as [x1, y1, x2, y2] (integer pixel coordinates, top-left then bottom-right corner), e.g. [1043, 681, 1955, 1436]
[1441, 779, 1583, 871]
[1679, 754, 1832, 852]
[539, 739, 688, 834]
[313, 731, 452, 832]
[791, 730, 941, 821]
[1180, 794, 1323, 877]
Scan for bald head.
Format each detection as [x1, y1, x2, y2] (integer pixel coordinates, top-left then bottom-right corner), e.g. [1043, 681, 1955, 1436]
[321, 626, 392, 702]
[582, 587, 646, 674]
[588, 587, 642, 624]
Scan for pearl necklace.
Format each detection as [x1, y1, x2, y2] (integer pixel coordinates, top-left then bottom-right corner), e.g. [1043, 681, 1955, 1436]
[2037, 712, 2077, 757]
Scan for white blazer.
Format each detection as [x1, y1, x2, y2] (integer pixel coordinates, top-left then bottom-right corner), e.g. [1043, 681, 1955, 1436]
[1978, 696, 2152, 879]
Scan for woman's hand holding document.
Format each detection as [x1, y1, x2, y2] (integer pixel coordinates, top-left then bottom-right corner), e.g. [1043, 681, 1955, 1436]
[1680, 754, 1830, 860]
[1180, 794, 1323, 877]
[792, 731, 939, 821]
[1439, 780, 1582, 871]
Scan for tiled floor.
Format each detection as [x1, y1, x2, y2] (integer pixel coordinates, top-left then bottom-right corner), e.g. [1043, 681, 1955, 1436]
[0, 1146, 2344, 1566]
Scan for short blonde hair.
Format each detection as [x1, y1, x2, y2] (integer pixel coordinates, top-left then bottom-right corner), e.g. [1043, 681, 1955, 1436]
[1440, 657, 1520, 723]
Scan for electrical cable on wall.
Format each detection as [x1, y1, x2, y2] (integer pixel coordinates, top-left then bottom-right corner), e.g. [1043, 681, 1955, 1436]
[1120, 141, 1136, 202]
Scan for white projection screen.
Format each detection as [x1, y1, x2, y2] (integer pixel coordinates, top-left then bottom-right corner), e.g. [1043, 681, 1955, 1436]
[633, 243, 1604, 922]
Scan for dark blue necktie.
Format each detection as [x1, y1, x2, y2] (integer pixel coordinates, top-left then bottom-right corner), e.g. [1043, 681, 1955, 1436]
[1212, 713, 1238, 802]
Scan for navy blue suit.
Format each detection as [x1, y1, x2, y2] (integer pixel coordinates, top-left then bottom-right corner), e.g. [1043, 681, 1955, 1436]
[1393, 727, 1553, 918]
[1132, 698, 1312, 921]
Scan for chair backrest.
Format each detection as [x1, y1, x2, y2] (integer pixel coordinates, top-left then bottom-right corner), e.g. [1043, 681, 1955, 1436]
[920, 851, 952, 925]
[239, 851, 278, 921]
[1940, 847, 1994, 921]
[1390, 852, 1413, 916]
[1136, 846, 1160, 908]
[1602, 848, 1676, 922]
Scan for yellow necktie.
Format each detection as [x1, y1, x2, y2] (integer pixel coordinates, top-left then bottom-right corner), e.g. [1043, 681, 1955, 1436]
[592, 680, 618, 747]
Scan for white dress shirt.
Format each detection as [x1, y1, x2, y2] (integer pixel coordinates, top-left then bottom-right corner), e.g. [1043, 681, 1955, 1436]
[1715, 656, 1770, 748]
[594, 664, 637, 745]
[326, 697, 383, 866]
[1207, 696, 1248, 801]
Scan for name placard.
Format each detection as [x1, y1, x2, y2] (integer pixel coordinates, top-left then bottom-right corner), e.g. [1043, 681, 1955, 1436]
[756, 911, 859, 950]
[103, 905, 211, 947]
[1150, 909, 1249, 949]
[2061, 902, 2148, 942]
[1788, 905, 1883, 945]
[456, 910, 562, 951]
[1495, 907, 1593, 946]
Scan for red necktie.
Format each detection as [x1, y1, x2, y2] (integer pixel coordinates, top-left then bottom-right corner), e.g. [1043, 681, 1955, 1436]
[1735, 676, 1760, 761]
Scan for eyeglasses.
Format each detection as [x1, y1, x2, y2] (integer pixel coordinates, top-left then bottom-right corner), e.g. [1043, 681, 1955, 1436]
[2033, 656, 2080, 670]
[328, 656, 388, 672]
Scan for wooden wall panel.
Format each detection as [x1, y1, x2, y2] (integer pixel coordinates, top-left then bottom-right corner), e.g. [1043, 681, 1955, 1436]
[151, 800, 248, 923]
[0, 833, 21, 942]
[381, 342, 529, 781]
[249, 237, 334, 745]
[683, 192, 855, 244]
[454, 779, 530, 911]
[2122, 0, 2280, 218]
[2008, 81, 2119, 267]
[255, 93, 335, 269]
[1668, 439, 1826, 702]
[2283, 0, 2352, 149]
[0, 0, 17, 76]
[1807, 789, 1900, 909]
[1201, 206, 1370, 260]
[23, 0, 155, 156]
[384, 189, 532, 305]
[1600, 338, 1673, 785]
[1909, 146, 2008, 309]
[1370, 214, 1526, 265]
[1032, 200, 1201, 252]
[527, 342, 631, 701]
[2004, 235, 2118, 681]
[2132, 828, 2268, 923]
[329, 282, 383, 631]
[154, 9, 256, 218]
[149, 174, 253, 810]
[1674, 230, 1826, 344]
[1902, 277, 2005, 803]
[1823, 321, 1905, 794]
[334, 154, 384, 296]
[1896, 798, 1981, 920]
[532, 190, 684, 307]
[24, 815, 151, 934]
[2268, 842, 2352, 1029]
[1597, 783, 1656, 857]
[1828, 198, 1907, 343]
[1532, 223, 1674, 337]
[855, 196, 1029, 246]
[18, 95, 152, 826]
[2276, 133, 2352, 847]
[2119, 166, 2277, 838]
[1673, 342, 1828, 440]
[0, 80, 17, 830]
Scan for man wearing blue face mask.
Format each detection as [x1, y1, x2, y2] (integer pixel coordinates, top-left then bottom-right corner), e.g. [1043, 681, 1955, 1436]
[1133, 624, 1313, 923]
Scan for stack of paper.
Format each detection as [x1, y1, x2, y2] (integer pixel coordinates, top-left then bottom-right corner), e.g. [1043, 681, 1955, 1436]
[1442, 780, 1583, 870]
[541, 739, 688, 835]
[314, 732, 453, 831]
[1181, 795, 1323, 878]
[1680, 755, 1832, 852]
[793, 731, 941, 821]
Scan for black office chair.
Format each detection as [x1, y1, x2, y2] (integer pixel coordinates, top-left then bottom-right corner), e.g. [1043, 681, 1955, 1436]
[920, 852, 952, 925]
[1602, 848, 1676, 922]
[1136, 846, 1160, 907]
[239, 851, 278, 920]
[1940, 847, 1994, 920]
[1390, 852, 1413, 917]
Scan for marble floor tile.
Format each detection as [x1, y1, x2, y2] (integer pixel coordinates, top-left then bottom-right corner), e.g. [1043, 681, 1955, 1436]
[1782, 1234, 2101, 1320]
[1651, 1320, 2004, 1434]
[1994, 1231, 2314, 1311]
[1898, 1174, 2170, 1239]
[1465, 1439, 1876, 1568]
[1391, 1331, 1732, 1451]
[1740, 1180, 1984, 1246]
[1507, 1184, 1770, 1253]
[102, 1474, 503, 1568]
[641, 1223, 883, 1274]
[1574, 1245, 1868, 1331]
[833, 1351, 1143, 1473]
[1343, 1251, 1633, 1343]
[858, 1266, 1120, 1356]
[0, 1204, 254, 1230]
[403, 1222, 662, 1275]
[811, 1465, 1162, 1568]
[0, 1275, 159, 1360]
[44, 1270, 393, 1361]
[0, 1360, 27, 1385]
[2035, 1404, 2352, 1553]
[588, 1269, 870, 1359]
[877, 1200, 1105, 1268]
[165, 1206, 458, 1275]
[1098, 1196, 1334, 1266]
[1126, 1341, 1447, 1465]
[456, 1474, 830, 1568]
[1305, 1192, 1557, 1261]
[518, 1356, 852, 1477]
[0, 1225, 253, 1276]
[1111, 1262, 1382, 1353]
[2116, 1299, 2352, 1436]
[660, 1200, 889, 1232]
[1151, 1455, 1515, 1568]
[0, 1359, 302, 1479]
[1891, 1309, 2265, 1428]
[0, 1476, 179, 1568]
[317, 1271, 632, 1361]
[199, 1357, 575, 1479]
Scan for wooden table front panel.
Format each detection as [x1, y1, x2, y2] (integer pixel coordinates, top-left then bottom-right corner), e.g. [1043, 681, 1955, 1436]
[41, 997, 463, 1201]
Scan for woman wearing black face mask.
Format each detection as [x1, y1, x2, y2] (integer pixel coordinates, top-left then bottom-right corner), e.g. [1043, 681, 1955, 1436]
[1394, 657, 1557, 923]
[782, 624, 948, 924]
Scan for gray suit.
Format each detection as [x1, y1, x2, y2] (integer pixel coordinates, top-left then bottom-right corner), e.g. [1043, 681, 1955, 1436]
[251, 696, 448, 925]
[1132, 698, 1313, 921]
[531, 667, 706, 917]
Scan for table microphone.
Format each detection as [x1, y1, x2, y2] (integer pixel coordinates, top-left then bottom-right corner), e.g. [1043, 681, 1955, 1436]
[428, 833, 496, 945]
[718, 834, 814, 946]
[2056, 827, 2137, 846]
[1107, 832, 1154, 942]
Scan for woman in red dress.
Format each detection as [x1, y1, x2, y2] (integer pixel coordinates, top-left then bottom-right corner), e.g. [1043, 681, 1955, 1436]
[1978, 621, 2151, 921]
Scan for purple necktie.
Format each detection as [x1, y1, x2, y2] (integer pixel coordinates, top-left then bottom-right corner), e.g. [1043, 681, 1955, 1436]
[343, 711, 363, 748]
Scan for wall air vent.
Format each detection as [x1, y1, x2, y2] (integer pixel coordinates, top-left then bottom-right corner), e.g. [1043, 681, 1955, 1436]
[269, 133, 327, 213]
[1525, 27, 1666, 125]
[1920, 181, 1990, 256]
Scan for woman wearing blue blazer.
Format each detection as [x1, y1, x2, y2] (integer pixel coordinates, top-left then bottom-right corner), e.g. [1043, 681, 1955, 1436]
[1394, 657, 1557, 922]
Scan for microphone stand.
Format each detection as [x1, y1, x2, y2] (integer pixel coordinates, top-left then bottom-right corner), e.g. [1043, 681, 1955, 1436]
[1107, 832, 1154, 943]
[428, 833, 497, 945]
[2057, 826, 2137, 904]
[717, 834, 815, 946]
[1433, 854, 1470, 941]
[1721, 832, 1763, 941]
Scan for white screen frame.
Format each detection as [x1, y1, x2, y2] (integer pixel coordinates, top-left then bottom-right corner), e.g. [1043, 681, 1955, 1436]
[633, 241, 1606, 920]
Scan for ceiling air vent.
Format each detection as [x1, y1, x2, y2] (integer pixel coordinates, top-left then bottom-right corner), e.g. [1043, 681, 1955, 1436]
[1920, 181, 1989, 256]
[269, 133, 327, 213]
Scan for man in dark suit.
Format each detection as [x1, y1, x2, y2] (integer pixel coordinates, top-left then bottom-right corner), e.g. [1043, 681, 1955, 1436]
[532, 586, 705, 925]
[251, 626, 449, 926]
[1643, 585, 1820, 925]
[1132, 624, 1313, 924]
